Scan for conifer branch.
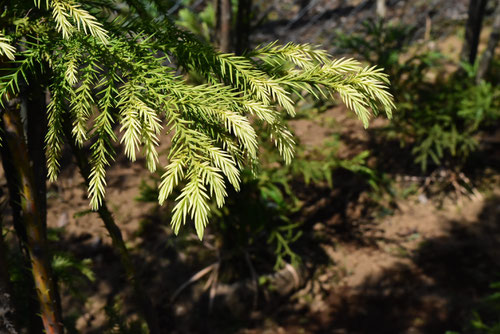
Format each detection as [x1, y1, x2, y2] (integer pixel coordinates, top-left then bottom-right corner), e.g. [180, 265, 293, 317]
[0, 34, 16, 61]
[0, 5, 396, 239]
[51, 0, 109, 43]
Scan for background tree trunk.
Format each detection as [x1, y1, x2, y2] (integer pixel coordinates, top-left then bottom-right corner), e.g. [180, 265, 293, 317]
[216, 0, 233, 52]
[460, 0, 488, 64]
[476, 0, 500, 82]
[376, 0, 386, 19]
[235, 0, 252, 55]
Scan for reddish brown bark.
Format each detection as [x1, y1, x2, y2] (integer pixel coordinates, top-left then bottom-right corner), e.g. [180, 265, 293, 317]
[1, 108, 63, 334]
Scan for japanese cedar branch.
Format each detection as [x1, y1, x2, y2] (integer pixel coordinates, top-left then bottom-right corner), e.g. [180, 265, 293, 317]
[0, 0, 395, 239]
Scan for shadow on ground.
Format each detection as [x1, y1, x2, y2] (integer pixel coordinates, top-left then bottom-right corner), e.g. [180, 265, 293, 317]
[297, 195, 500, 334]
[51, 172, 500, 334]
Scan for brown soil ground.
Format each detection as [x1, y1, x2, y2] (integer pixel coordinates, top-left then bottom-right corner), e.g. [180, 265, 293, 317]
[2, 103, 495, 334]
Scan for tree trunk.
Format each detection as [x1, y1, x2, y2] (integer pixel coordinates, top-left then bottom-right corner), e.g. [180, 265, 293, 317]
[25, 84, 48, 235]
[235, 0, 252, 55]
[61, 116, 161, 334]
[0, 118, 44, 334]
[461, 0, 488, 65]
[476, 0, 500, 82]
[1, 107, 63, 334]
[216, 0, 233, 52]
[0, 214, 19, 334]
[376, 0, 386, 19]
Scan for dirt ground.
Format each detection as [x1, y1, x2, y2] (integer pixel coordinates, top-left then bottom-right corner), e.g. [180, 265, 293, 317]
[238, 193, 500, 334]
[19, 103, 495, 334]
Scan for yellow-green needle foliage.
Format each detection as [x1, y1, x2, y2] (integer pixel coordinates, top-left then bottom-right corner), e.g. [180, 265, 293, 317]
[1, 0, 395, 239]
[0, 33, 16, 60]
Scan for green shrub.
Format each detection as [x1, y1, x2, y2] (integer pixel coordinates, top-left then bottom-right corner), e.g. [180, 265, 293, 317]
[336, 19, 500, 173]
[389, 61, 499, 172]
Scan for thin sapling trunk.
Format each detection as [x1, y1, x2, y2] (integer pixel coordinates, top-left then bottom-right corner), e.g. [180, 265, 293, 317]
[61, 115, 161, 334]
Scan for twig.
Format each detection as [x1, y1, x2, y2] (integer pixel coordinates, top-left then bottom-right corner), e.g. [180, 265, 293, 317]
[244, 251, 259, 309]
[61, 114, 160, 334]
[171, 263, 218, 302]
[208, 261, 220, 311]
[285, 0, 319, 29]
[284, 263, 300, 290]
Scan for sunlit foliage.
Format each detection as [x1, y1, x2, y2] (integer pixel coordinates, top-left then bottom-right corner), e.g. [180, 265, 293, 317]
[0, 0, 394, 239]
